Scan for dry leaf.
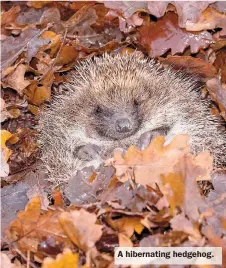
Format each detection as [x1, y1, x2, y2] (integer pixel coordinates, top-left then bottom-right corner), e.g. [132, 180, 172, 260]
[55, 45, 78, 66]
[106, 216, 144, 237]
[27, 1, 50, 9]
[139, 12, 213, 57]
[1, 130, 13, 161]
[161, 55, 217, 79]
[0, 97, 10, 122]
[1, 5, 20, 27]
[59, 209, 103, 252]
[1, 27, 41, 70]
[6, 196, 74, 255]
[118, 233, 133, 247]
[112, 135, 190, 185]
[25, 81, 51, 105]
[0, 252, 16, 268]
[3, 64, 30, 95]
[170, 213, 202, 241]
[185, 7, 226, 32]
[42, 248, 79, 268]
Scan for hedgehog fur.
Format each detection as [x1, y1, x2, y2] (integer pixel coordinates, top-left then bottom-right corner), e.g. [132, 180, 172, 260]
[39, 53, 226, 184]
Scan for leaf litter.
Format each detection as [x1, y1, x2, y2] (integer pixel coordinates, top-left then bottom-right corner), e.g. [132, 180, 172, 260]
[1, 1, 226, 267]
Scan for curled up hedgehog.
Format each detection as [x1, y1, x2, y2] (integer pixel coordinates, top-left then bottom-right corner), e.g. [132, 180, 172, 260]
[39, 53, 226, 184]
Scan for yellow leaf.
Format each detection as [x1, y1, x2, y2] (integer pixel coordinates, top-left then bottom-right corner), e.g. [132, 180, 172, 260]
[161, 173, 185, 215]
[42, 31, 61, 56]
[26, 81, 51, 105]
[42, 249, 79, 268]
[106, 216, 144, 237]
[1, 130, 13, 160]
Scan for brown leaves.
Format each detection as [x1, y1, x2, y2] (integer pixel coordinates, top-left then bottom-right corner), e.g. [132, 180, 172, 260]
[112, 135, 190, 185]
[3, 64, 30, 95]
[4, 134, 225, 266]
[1, 6, 20, 27]
[1, 2, 226, 267]
[185, 7, 226, 33]
[139, 12, 213, 57]
[25, 82, 51, 105]
[161, 56, 217, 79]
[6, 196, 74, 256]
[59, 209, 103, 252]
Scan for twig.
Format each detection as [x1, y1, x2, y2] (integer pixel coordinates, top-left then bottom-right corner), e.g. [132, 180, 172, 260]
[27, 250, 30, 268]
[15, 249, 38, 268]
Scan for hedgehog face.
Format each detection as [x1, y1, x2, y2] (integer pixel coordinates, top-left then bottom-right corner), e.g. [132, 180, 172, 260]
[89, 99, 142, 140]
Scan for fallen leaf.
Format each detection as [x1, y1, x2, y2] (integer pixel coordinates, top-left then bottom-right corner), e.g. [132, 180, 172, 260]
[0, 252, 16, 268]
[1, 182, 29, 238]
[112, 135, 190, 185]
[185, 7, 226, 33]
[8, 108, 21, 119]
[52, 189, 64, 206]
[139, 231, 188, 247]
[0, 98, 10, 122]
[161, 173, 185, 215]
[213, 47, 226, 83]
[106, 216, 144, 237]
[27, 35, 50, 62]
[118, 233, 133, 247]
[41, 31, 61, 56]
[96, 233, 119, 253]
[59, 209, 103, 252]
[64, 166, 114, 204]
[138, 12, 213, 57]
[1, 5, 20, 27]
[1, 27, 42, 70]
[6, 196, 74, 256]
[206, 78, 226, 120]
[28, 104, 40, 115]
[1, 129, 13, 161]
[0, 130, 13, 177]
[55, 45, 78, 66]
[25, 81, 51, 105]
[42, 248, 79, 268]
[27, 1, 50, 9]
[3, 64, 30, 95]
[161, 55, 217, 79]
[170, 213, 202, 241]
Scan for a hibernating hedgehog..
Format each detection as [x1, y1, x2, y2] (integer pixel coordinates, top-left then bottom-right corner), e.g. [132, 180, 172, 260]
[39, 53, 226, 184]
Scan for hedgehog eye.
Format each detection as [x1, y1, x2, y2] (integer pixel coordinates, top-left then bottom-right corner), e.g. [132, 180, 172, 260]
[134, 99, 139, 106]
[95, 106, 103, 114]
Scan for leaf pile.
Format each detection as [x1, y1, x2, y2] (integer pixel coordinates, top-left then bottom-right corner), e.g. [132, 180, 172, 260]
[3, 135, 226, 267]
[1, 1, 226, 267]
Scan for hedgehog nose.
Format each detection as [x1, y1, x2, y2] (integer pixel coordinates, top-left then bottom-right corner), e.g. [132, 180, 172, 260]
[115, 118, 132, 133]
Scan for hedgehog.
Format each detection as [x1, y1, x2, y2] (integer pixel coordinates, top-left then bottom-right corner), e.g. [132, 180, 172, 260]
[39, 53, 226, 184]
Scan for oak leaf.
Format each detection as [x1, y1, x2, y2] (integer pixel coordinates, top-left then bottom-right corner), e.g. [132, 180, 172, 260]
[161, 56, 217, 79]
[6, 196, 74, 256]
[112, 135, 190, 185]
[139, 12, 213, 57]
[59, 209, 103, 252]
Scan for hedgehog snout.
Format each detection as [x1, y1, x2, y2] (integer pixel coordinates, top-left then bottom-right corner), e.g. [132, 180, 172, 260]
[115, 118, 133, 133]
